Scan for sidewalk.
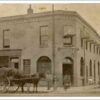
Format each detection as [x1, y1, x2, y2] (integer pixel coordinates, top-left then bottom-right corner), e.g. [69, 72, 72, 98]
[0, 85, 100, 96]
[1, 85, 100, 94]
[43, 85, 100, 93]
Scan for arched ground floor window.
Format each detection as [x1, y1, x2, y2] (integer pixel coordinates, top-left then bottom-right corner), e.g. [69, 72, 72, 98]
[37, 56, 51, 74]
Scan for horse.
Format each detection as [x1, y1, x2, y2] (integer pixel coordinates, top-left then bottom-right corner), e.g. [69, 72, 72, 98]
[10, 72, 46, 93]
[8, 70, 46, 93]
[28, 73, 46, 93]
[0, 67, 46, 93]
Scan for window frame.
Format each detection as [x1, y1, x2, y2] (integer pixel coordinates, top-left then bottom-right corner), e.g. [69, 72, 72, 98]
[40, 25, 49, 48]
[90, 43, 92, 52]
[3, 29, 10, 48]
[86, 40, 88, 50]
[63, 35, 73, 46]
[23, 59, 31, 75]
[94, 45, 95, 54]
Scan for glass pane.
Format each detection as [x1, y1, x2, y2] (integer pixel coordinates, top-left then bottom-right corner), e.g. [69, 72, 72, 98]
[41, 36, 48, 47]
[40, 26, 48, 47]
[41, 26, 48, 36]
[4, 30, 10, 39]
[23, 59, 31, 74]
[4, 39, 10, 47]
[3, 29, 10, 47]
[64, 37, 72, 44]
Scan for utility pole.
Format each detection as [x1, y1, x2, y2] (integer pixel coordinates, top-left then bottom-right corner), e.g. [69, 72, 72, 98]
[52, 4, 57, 90]
[39, 4, 56, 90]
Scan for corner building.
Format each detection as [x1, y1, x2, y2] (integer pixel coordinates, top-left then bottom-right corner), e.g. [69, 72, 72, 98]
[0, 7, 100, 86]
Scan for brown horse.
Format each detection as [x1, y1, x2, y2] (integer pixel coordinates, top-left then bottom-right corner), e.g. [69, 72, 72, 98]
[0, 67, 46, 93]
[10, 72, 46, 93]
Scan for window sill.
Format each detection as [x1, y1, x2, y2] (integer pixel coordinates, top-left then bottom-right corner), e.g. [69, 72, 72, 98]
[63, 44, 73, 47]
[40, 46, 48, 48]
[3, 47, 10, 50]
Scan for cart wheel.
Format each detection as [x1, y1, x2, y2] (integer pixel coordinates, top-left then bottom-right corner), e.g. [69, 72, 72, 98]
[2, 77, 10, 93]
[9, 84, 20, 93]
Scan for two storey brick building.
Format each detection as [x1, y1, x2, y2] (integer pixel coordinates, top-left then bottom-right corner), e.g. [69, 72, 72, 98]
[0, 6, 100, 86]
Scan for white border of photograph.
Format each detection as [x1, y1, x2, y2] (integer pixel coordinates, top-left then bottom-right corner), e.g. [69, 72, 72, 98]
[0, 0, 99, 100]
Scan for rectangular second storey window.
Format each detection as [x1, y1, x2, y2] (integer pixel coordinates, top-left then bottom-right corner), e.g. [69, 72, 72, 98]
[23, 59, 31, 75]
[81, 39, 83, 48]
[63, 25, 74, 46]
[86, 41, 88, 50]
[63, 36, 72, 45]
[99, 48, 100, 55]
[40, 25, 49, 47]
[97, 47, 98, 54]
[94, 45, 95, 54]
[3, 29, 10, 48]
[90, 43, 91, 52]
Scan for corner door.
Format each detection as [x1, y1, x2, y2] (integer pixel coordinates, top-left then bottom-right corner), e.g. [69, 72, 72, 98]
[62, 57, 73, 85]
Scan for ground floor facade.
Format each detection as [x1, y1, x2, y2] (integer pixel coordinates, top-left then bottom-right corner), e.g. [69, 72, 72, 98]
[0, 48, 100, 87]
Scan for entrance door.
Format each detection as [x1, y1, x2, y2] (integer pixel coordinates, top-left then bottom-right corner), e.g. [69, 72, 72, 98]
[62, 57, 73, 85]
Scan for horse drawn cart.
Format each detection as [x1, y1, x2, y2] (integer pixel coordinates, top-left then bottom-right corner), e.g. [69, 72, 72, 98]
[0, 67, 45, 93]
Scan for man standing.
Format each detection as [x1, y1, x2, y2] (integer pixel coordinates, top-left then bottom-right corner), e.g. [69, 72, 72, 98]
[46, 72, 52, 90]
[63, 72, 71, 90]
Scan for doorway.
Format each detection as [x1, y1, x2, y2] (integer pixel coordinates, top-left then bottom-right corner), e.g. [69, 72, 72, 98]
[62, 57, 73, 85]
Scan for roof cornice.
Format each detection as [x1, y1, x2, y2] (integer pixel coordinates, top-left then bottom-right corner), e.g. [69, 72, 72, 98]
[0, 10, 99, 39]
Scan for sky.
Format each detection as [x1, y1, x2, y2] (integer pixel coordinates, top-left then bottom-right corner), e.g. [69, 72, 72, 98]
[0, 4, 100, 34]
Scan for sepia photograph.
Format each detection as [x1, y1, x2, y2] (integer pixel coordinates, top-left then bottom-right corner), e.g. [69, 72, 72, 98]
[0, 2, 99, 97]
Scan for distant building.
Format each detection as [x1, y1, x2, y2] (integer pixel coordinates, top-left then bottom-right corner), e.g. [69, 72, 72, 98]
[0, 6, 100, 86]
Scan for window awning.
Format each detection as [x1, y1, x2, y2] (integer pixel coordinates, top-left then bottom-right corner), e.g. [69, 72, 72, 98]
[11, 58, 19, 62]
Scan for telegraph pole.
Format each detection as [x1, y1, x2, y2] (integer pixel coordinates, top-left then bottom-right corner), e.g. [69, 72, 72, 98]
[52, 4, 57, 90]
[39, 4, 56, 90]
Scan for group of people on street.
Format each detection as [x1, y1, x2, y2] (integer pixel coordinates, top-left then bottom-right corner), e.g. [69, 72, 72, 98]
[46, 71, 71, 90]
